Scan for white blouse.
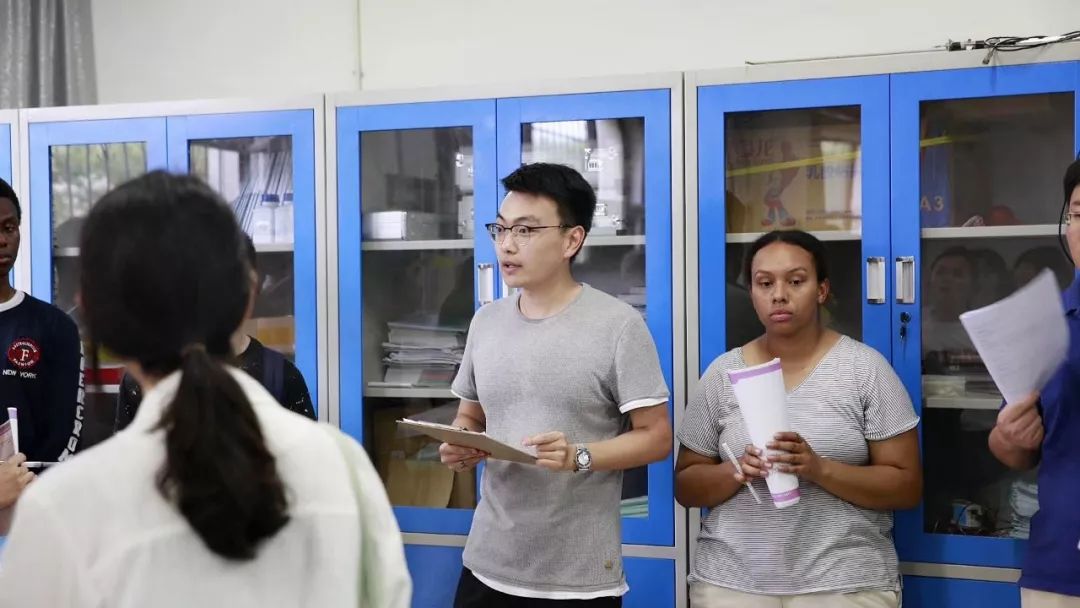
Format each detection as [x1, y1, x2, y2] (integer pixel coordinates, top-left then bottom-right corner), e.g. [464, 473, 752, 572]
[0, 369, 410, 608]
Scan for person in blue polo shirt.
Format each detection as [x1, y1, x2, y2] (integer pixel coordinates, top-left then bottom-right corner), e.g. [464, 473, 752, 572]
[989, 159, 1080, 608]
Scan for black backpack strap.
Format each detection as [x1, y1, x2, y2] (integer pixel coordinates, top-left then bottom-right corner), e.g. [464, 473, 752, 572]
[261, 345, 287, 406]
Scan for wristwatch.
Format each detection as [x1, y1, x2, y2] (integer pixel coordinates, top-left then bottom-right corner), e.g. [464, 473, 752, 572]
[574, 444, 592, 472]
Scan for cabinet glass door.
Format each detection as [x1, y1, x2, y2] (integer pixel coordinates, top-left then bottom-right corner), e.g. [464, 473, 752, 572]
[28, 117, 167, 450]
[167, 110, 319, 409]
[337, 100, 497, 534]
[498, 90, 673, 545]
[698, 76, 891, 370]
[891, 61, 1079, 567]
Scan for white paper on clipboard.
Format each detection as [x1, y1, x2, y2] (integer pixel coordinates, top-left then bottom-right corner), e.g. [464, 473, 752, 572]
[959, 269, 1069, 405]
[396, 419, 537, 464]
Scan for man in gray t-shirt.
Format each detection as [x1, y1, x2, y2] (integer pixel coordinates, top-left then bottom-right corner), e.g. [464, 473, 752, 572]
[441, 163, 671, 608]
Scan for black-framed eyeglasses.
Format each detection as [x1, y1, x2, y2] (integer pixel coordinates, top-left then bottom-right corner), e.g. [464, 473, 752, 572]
[484, 223, 572, 245]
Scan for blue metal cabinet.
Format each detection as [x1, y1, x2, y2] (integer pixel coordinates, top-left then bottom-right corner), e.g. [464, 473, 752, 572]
[167, 109, 321, 412]
[337, 90, 679, 605]
[0, 121, 11, 185]
[26, 116, 168, 449]
[697, 75, 892, 369]
[25, 106, 324, 449]
[890, 61, 1080, 569]
[28, 118, 168, 301]
[0, 119, 12, 286]
[336, 99, 498, 535]
[902, 576, 1021, 608]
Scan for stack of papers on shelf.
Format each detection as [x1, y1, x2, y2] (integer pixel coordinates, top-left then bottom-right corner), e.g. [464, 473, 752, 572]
[375, 319, 468, 388]
[383, 344, 464, 366]
[620, 496, 648, 518]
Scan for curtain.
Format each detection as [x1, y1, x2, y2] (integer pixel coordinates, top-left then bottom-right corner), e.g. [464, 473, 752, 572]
[0, 0, 96, 108]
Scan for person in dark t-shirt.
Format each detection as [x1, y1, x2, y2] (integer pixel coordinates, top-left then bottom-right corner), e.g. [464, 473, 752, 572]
[115, 236, 314, 430]
[0, 178, 84, 464]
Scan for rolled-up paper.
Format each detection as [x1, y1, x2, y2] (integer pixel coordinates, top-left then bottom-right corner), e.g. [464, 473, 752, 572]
[7, 407, 18, 456]
[728, 358, 800, 509]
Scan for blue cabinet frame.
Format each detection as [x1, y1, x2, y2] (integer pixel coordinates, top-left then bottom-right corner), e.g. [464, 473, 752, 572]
[335, 99, 498, 535]
[697, 75, 893, 370]
[0, 122, 11, 184]
[497, 89, 676, 546]
[26, 109, 322, 425]
[0, 121, 12, 289]
[890, 61, 1080, 568]
[27, 118, 169, 300]
[166, 110, 321, 411]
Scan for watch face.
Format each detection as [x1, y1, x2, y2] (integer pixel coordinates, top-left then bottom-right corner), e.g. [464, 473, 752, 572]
[576, 449, 590, 468]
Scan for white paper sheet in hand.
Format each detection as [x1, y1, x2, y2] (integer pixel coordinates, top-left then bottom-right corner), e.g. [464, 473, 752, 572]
[959, 269, 1068, 405]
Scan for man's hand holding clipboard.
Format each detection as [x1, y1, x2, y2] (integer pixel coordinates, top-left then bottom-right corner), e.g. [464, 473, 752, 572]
[397, 419, 537, 471]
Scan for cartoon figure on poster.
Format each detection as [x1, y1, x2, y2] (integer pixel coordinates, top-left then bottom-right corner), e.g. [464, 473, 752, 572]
[761, 141, 799, 228]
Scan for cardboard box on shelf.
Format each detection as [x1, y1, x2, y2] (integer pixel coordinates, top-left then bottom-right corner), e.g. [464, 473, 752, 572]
[726, 123, 862, 233]
[243, 316, 295, 355]
[362, 211, 445, 241]
[371, 404, 476, 509]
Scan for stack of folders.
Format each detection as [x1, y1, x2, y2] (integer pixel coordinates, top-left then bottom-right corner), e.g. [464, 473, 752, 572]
[371, 321, 467, 388]
[620, 496, 649, 518]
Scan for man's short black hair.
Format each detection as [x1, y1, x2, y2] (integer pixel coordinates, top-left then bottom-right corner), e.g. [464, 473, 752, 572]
[0, 177, 21, 221]
[1065, 157, 1080, 203]
[501, 163, 596, 235]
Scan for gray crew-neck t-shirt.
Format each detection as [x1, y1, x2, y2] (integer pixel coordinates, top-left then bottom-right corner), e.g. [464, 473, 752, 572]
[679, 336, 919, 595]
[451, 284, 670, 595]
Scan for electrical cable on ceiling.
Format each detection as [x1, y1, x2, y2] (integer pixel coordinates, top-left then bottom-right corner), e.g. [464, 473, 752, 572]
[981, 31, 1080, 64]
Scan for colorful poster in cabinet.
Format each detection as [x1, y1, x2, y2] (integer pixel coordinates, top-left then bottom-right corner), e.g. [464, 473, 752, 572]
[726, 122, 862, 233]
[920, 119, 953, 228]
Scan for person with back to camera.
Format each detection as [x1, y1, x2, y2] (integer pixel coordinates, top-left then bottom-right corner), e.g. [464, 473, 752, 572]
[114, 233, 317, 431]
[0, 171, 410, 608]
[676, 230, 922, 608]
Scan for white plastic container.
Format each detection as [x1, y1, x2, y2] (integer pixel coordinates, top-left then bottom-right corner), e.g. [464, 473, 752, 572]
[251, 193, 278, 245]
[274, 192, 294, 245]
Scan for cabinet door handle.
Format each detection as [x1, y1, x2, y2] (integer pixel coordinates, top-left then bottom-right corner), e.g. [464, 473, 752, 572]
[477, 263, 495, 306]
[866, 257, 886, 304]
[895, 256, 916, 304]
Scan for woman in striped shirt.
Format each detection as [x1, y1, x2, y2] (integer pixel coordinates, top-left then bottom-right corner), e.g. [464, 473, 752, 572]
[676, 230, 922, 608]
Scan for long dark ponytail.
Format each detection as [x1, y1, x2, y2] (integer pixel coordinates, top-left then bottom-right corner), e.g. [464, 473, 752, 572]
[79, 171, 288, 560]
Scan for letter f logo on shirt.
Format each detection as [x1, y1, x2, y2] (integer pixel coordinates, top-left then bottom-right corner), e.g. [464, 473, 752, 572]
[7, 338, 42, 370]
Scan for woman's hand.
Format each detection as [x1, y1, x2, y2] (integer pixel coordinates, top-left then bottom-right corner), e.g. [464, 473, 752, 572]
[733, 444, 771, 484]
[767, 432, 826, 483]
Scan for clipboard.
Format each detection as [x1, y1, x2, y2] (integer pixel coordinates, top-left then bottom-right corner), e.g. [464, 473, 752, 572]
[396, 419, 537, 464]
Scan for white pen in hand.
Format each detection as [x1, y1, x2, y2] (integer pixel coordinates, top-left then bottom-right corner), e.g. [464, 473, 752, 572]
[722, 442, 762, 504]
